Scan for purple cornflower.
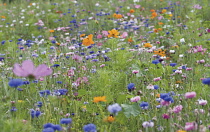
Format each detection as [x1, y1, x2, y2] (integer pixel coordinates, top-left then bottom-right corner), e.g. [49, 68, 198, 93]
[107, 103, 122, 114]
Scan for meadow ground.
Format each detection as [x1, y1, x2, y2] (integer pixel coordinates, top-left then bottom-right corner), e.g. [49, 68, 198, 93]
[0, 0, 210, 132]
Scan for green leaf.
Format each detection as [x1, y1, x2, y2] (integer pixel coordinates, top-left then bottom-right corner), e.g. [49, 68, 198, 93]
[121, 103, 140, 118]
[116, 94, 127, 103]
[78, 89, 87, 96]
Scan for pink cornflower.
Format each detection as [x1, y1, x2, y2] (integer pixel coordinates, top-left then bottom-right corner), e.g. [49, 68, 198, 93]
[193, 4, 202, 9]
[132, 70, 139, 74]
[13, 60, 52, 79]
[185, 92, 196, 99]
[102, 31, 109, 37]
[185, 122, 197, 131]
[198, 99, 207, 105]
[130, 96, 140, 102]
[172, 105, 183, 113]
[153, 77, 161, 81]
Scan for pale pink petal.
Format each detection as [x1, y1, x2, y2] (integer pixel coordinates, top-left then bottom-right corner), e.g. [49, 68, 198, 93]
[33, 64, 53, 79]
[13, 64, 27, 77]
[22, 60, 35, 75]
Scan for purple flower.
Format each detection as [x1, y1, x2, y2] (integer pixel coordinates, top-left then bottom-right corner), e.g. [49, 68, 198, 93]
[185, 122, 197, 131]
[13, 60, 53, 79]
[60, 118, 72, 125]
[107, 103, 122, 114]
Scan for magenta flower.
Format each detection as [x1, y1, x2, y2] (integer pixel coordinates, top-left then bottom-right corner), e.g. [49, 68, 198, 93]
[172, 105, 183, 113]
[185, 92, 196, 99]
[185, 122, 197, 131]
[13, 60, 52, 79]
[198, 99, 207, 105]
[162, 113, 170, 119]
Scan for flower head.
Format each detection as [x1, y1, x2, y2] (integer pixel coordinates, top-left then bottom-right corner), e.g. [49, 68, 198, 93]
[202, 78, 210, 85]
[60, 118, 72, 125]
[185, 92, 196, 99]
[108, 29, 119, 38]
[82, 34, 94, 46]
[93, 96, 107, 103]
[13, 60, 52, 79]
[140, 102, 149, 109]
[8, 79, 23, 88]
[107, 103, 122, 114]
[83, 123, 97, 132]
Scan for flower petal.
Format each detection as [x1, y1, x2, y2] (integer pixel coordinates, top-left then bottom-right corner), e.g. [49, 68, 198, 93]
[13, 63, 27, 77]
[33, 64, 53, 79]
[22, 60, 35, 75]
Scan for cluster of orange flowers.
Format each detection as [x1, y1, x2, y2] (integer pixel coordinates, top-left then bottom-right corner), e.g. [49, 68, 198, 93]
[153, 28, 162, 33]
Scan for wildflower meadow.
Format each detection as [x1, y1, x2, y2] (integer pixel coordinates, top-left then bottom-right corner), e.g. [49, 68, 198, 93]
[0, 0, 210, 131]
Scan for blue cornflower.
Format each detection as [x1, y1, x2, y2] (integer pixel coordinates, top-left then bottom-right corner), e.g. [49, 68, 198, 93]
[43, 123, 62, 131]
[37, 101, 43, 107]
[107, 103, 122, 114]
[154, 85, 159, 90]
[160, 93, 170, 100]
[83, 123, 97, 132]
[202, 78, 210, 85]
[39, 90, 51, 97]
[30, 110, 41, 118]
[8, 79, 23, 88]
[152, 60, 160, 64]
[10, 107, 17, 112]
[56, 81, 62, 84]
[170, 63, 177, 67]
[42, 128, 54, 132]
[52, 64, 60, 67]
[140, 102, 149, 109]
[127, 83, 135, 90]
[54, 89, 68, 96]
[163, 96, 174, 102]
[0, 57, 4, 61]
[23, 81, 30, 85]
[60, 118, 72, 125]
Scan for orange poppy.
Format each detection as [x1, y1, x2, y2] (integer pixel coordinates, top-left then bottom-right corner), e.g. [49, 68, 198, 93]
[128, 38, 133, 42]
[154, 49, 166, 56]
[144, 43, 152, 48]
[152, 12, 158, 17]
[104, 116, 115, 122]
[150, 9, 155, 12]
[49, 30, 55, 33]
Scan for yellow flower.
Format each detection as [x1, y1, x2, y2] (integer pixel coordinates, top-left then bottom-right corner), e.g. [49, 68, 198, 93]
[82, 34, 95, 46]
[108, 29, 119, 38]
[1, 16, 6, 19]
[104, 116, 115, 122]
[93, 96, 107, 103]
[18, 100, 24, 103]
[144, 43, 152, 48]
[177, 130, 186, 132]
[162, 9, 167, 13]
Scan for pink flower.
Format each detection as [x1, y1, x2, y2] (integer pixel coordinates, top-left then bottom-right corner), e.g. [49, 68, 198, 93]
[67, 69, 74, 76]
[72, 55, 82, 62]
[153, 77, 161, 81]
[172, 105, 183, 113]
[185, 122, 197, 131]
[13, 60, 52, 79]
[162, 113, 170, 119]
[97, 34, 102, 39]
[135, 5, 141, 8]
[185, 92, 196, 99]
[102, 31, 109, 37]
[198, 99, 207, 105]
[130, 96, 140, 102]
[132, 70, 139, 74]
[121, 32, 128, 38]
[160, 100, 171, 106]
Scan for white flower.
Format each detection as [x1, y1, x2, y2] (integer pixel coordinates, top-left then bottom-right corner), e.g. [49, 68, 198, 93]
[180, 38, 185, 43]
[169, 50, 175, 53]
